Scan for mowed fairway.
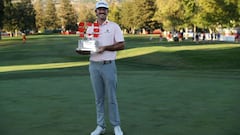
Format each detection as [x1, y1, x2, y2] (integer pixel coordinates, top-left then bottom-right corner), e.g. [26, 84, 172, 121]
[0, 35, 240, 135]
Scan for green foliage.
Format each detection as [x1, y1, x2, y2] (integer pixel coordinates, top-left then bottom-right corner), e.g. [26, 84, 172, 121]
[192, 0, 239, 28]
[3, 0, 35, 32]
[17, 0, 36, 31]
[119, 0, 161, 33]
[34, 0, 45, 31]
[134, 0, 160, 32]
[181, 0, 196, 27]
[217, 0, 239, 27]
[44, 0, 59, 30]
[85, 11, 96, 23]
[108, 2, 121, 24]
[155, 0, 240, 31]
[59, 0, 78, 31]
[76, 3, 95, 23]
[119, 1, 135, 31]
[3, 0, 19, 32]
[155, 0, 184, 31]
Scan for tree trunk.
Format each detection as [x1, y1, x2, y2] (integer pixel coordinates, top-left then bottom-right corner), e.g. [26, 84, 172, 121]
[193, 25, 197, 41]
[185, 27, 188, 39]
[15, 29, 18, 37]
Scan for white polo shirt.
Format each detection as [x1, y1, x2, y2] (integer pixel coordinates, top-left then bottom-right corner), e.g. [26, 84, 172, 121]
[86, 20, 124, 61]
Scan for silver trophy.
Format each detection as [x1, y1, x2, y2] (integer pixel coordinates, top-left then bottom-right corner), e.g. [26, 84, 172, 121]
[76, 22, 100, 53]
[76, 38, 98, 52]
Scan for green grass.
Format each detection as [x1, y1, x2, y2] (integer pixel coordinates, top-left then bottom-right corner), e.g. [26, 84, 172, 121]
[0, 35, 240, 135]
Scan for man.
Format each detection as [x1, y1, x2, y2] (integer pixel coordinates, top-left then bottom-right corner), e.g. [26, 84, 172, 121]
[76, 0, 125, 135]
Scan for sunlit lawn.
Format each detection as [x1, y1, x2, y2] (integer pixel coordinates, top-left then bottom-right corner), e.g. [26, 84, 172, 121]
[0, 34, 240, 135]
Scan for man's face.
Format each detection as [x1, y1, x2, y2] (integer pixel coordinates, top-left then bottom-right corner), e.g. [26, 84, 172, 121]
[96, 7, 108, 20]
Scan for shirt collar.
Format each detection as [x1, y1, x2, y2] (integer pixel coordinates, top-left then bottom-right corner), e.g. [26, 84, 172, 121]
[96, 20, 109, 26]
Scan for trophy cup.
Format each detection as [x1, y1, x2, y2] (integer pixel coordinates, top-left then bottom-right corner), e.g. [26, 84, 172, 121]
[76, 22, 99, 53]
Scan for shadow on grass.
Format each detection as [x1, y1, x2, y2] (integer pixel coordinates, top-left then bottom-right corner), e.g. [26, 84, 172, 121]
[1, 46, 240, 82]
[1, 34, 240, 81]
[118, 46, 240, 70]
[0, 66, 89, 81]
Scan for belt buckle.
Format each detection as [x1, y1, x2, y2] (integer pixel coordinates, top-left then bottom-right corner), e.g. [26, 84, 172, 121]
[103, 60, 111, 64]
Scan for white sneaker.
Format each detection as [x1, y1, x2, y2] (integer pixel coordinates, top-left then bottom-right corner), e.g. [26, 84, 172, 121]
[90, 126, 106, 135]
[114, 126, 123, 135]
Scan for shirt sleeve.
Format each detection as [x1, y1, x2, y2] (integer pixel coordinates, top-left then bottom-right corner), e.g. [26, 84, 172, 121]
[114, 24, 124, 43]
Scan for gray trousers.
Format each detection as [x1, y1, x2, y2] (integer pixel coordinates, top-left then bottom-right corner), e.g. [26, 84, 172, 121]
[89, 60, 120, 128]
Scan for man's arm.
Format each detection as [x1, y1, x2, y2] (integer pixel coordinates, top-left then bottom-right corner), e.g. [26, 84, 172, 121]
[97, 41, 125, 53]
[75, 41, 125, 54]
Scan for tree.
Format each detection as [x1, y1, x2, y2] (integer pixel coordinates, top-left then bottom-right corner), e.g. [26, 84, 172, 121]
[181, 0, 197, 27]
[108, 2, 121, 25]
[76, 3, 95, 23]
[34, 0, 45, 32]
[120, 0, 136, 33]
[192, 0, 239, 31]
[133, 0, 160, 33]
[217, 0, 239, 27]
[3, 0, 19, 34]
[154, 0, 184, 31]
[121, 0, 159, 33]
[16, 0, 36, 32]
[44, 0, 59, 31]
[180, 0, 199, 37]
[59, 0, 78, 31]
[154, 0, 239, 33]
[85, 10, 96, 23]
[3, 0, 35, 35]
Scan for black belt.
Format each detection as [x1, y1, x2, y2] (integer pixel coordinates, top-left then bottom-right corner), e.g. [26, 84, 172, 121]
[103, 60, 112, 64]
[91, 60, 112, 64]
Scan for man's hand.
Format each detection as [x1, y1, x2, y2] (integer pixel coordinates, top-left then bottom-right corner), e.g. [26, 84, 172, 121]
[75, 50, 91, 55]
[97, 46, 106, 53]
